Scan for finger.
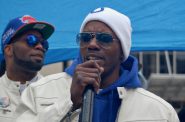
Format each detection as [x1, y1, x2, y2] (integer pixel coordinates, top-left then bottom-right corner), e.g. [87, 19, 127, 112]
[76, 72, 100, 86]
[94, 60, 104, 80]
[77, 60, 104, 84]
[79, 77, 100, 92]
[75, 65, 101, 76]
[75, 62, 103, 87]
[73, 71, 100, 94]
[79, 60, 100, 69]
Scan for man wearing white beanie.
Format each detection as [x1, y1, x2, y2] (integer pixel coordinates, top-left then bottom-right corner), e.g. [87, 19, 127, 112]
[80, 7, 132, 61]
[15, 7, 179, 122]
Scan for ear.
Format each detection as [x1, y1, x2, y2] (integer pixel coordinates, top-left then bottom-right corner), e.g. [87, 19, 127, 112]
[4, 45, 13, 57]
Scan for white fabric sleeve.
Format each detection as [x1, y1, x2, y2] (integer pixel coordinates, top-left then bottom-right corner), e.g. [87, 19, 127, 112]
[169, 108, 180, 122]
[15, 84, 73, 122]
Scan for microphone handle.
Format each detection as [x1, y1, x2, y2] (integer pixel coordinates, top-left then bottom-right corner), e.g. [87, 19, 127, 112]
[79, 85, 94, 122]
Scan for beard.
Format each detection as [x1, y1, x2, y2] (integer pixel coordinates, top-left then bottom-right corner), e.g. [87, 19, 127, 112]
[13, 51, 44, 72]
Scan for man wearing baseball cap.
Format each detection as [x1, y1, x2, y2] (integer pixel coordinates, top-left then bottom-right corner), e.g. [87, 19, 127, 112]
[0, 15, 54, 122]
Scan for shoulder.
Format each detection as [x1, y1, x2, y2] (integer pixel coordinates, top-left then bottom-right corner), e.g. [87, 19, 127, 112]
[118, 87, 179, 122]
[129, 88, 175, 111]
[21, 72, 72, 106]
[28, 72, 72, 92]
[31, 72, 71, 87]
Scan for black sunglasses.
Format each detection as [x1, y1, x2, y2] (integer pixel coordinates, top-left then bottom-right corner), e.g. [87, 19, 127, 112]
[26, 34, 49, 50]
[76, 32, 118, 49]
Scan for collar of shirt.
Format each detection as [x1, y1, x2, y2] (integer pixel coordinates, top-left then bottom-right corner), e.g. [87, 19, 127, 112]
[2, 72, 43, 94]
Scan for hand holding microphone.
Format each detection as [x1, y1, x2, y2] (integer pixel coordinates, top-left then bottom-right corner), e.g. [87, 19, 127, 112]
[70, 57, 104, 115]
[79, 57, 103, 122]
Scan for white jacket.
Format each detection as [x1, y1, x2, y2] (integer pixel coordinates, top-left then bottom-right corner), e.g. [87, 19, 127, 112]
[0, 73, 42, 122]
[16, 72, 179, 122]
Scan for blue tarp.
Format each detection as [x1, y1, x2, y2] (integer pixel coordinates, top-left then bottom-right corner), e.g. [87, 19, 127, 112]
[1, 0, 185, 64]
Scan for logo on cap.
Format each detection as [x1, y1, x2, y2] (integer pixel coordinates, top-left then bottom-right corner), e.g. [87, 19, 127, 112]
[2, 28, 15, 44]
[19, 15, 36, 24]
[91, 7, 104, 13]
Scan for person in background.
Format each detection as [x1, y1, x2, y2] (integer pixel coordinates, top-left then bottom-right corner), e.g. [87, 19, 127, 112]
[0, 15, 54, 122]
[15, 7, 179, 122]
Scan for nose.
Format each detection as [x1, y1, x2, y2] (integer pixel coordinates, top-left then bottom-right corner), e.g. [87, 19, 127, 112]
[87, 37, 100, 49]
[34, 43, 46, 52]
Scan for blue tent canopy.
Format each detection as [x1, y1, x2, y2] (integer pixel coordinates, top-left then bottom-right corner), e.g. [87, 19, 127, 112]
[1, 0, 185, 64]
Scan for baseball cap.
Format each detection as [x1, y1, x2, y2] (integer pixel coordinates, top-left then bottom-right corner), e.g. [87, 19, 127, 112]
[1, 15, 55, 51]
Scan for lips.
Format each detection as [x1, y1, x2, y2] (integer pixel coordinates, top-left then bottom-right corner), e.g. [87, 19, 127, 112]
[34, 54, 43, 58]
[85, 54, 104, 62]
[31, 53, 44, 61]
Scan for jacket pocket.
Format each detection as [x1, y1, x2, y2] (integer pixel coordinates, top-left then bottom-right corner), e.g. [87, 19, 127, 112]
[35, 97, 58, 112]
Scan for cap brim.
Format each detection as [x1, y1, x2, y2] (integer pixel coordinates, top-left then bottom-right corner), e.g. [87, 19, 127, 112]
[14, 22, 55, 40]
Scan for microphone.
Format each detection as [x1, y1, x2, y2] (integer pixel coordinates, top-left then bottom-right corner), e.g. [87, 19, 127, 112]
[79, 85, 94, 122]
[79, 57, 97, 122]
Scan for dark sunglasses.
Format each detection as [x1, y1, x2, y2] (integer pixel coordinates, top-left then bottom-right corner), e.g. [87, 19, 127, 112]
[26, 34, 49, 50]
[76, 32, 118, 49]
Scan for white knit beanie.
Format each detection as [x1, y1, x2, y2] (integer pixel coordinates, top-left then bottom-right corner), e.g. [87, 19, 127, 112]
[80, 7, 132, 61]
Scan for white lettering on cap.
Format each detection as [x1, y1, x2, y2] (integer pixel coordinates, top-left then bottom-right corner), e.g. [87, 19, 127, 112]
[33, 24, 46, 30]
[2, 28, 15, 44]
